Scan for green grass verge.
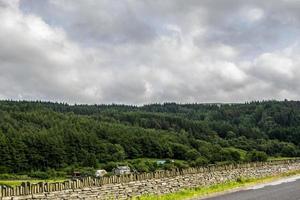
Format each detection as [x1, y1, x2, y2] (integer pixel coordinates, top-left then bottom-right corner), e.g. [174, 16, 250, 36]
[268, 157, 300, 161]
[0, 179, 66, 187]
[134, 170, 300, 200]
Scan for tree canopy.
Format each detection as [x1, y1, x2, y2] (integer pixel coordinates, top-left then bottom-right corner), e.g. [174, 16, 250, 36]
[0, 100, 300, 173]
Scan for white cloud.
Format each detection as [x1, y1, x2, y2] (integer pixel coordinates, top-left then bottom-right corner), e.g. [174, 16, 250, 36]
[1, 0, 300, 104]
[0, 0, 95, 103]
[244, 8, 265, 22]
[253, 53, 294, 79]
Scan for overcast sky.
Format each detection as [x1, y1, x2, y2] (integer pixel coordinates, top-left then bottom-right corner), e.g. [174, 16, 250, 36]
[1, 0, 300, 104]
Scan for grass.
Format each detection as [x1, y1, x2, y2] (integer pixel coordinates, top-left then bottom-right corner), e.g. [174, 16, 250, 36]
[268, 157, 300, 161]
[134, 170, 300, 200]
[0, 179, 66, 187]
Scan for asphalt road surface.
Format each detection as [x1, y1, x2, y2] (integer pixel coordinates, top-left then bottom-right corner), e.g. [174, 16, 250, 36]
[203, 176, 300, 200]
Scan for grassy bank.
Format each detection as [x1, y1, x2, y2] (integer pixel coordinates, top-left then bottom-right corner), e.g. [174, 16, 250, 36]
[0, 179, 66, 187]
[134, 170, 300, 200]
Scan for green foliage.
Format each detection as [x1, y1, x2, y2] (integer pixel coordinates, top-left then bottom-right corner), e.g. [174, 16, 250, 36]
[29, 171, 50, 179]
[0, 100, 300, 174]
[185, 149, 200, 161]
[77, 167, 96, 177]
[190, 156, 209, 167]
[247, 150, 268, 162]
[0, 174, 30, 180]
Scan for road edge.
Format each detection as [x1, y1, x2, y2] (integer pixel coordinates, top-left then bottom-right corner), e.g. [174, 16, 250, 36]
[189, 172, 300, 200]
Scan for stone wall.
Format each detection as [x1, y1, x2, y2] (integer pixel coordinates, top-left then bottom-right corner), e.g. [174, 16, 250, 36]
[1, 160, 300, 200]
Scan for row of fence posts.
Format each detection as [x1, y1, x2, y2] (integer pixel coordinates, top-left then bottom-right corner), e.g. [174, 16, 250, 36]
[0, 159, 298, 197]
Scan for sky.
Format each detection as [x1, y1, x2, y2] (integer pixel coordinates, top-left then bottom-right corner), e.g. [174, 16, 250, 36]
[1, 0, 300, 104]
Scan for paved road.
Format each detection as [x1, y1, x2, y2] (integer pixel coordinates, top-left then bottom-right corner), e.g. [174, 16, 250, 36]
[203, 177, 300, 200]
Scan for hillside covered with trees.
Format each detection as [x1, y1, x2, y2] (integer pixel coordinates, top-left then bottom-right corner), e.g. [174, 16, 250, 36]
[0, 100, 300, 176]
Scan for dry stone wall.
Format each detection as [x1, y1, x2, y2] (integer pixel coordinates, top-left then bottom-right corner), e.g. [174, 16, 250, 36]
[1, 160, 300, 200]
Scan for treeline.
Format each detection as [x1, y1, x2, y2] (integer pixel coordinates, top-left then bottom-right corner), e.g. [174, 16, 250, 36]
[0, 100, 300, 174]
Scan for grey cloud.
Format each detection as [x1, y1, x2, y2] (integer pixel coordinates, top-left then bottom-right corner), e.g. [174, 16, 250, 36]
[21, 0, 300, 53]
[20, 0, 158, 45]
[1, 0, 300, 104]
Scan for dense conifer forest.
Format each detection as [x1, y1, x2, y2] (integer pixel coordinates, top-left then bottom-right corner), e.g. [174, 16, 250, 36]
[0, 100, 300, 176]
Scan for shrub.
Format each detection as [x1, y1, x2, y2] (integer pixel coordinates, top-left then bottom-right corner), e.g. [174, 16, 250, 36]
[185, 149, 200, 161]
[46, 169, 66, 178]
[133, 162, 149, 172]
[247, 150, 268, 162]
[102, 162, 118, 172]
[0, 173, 29, 180]
[79, 167, 96, 177]
[0, 166, 10, 174]
[195, 157, 209, 166]
[173, 161, 189, 169]
[29, 171, 50, 179]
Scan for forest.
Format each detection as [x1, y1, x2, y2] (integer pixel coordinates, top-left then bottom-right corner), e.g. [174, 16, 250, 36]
[0, 100, 300, 177]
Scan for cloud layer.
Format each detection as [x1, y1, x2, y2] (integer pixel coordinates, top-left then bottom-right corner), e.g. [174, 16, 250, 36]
[1, 0, 300, 104]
